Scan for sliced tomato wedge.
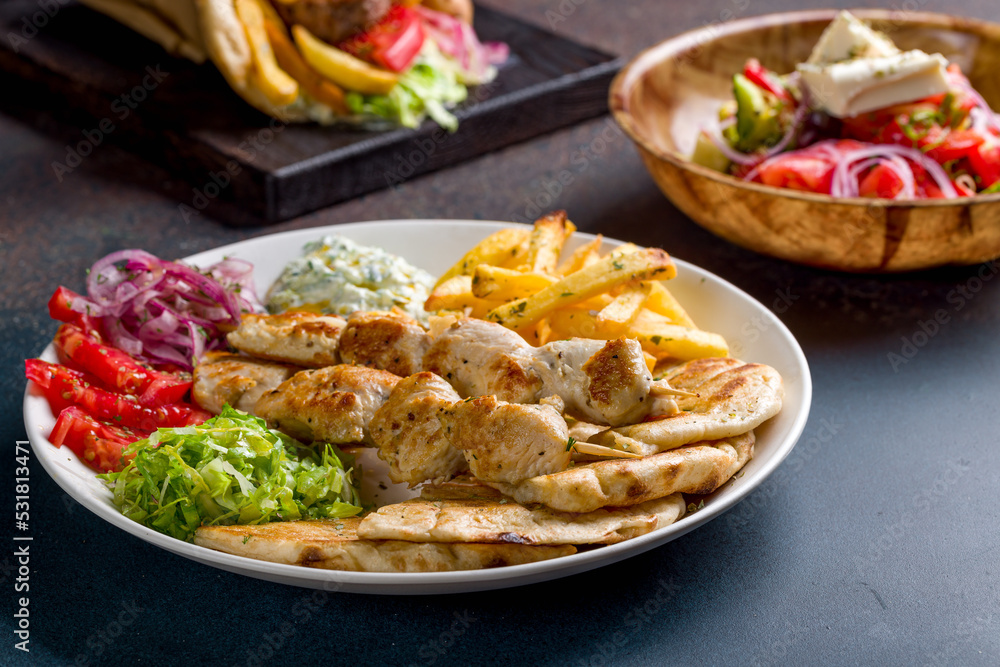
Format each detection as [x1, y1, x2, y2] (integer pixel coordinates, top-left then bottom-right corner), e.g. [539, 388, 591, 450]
[25, 358, 100, 416]
[47, 286, 104, 338]
[26, 359, 210, 432]
[49, 406, 146, 473]
[53, 324, 191, 406]
[873, 118, 917, 148]
[339, 6, 425, 72]
[859, 163, 906, 199]
[922, 128, 984, 163]
[910, 163, 946, 199]
[969, 140, 1000, 189]
[758, 154, 836, 194]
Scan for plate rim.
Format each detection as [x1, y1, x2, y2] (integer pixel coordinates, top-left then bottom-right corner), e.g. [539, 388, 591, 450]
[24, 219, 812, 594]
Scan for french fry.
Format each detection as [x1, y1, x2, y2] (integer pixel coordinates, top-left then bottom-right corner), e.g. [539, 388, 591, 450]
[557, 235, 603, 275]
[424, 275, 501, 319]
[250, 0, 289, 35]
[615, 243, 697, 327]
[292, 24, 398, 95]
[434, 228, 530, 289]
[642, 351, 657, 373]
[265, 20, 349, 114]
[486, 248, 676, 330]
[521, 210, 576, 274]
[547, 308, 728, 361]
[547, 307, 605, 340]
[471, 266, 557, 300]
[427, 313, 462, 338]
[595, 282, 653, 335]
[235, 0, 299, 106]
[646, 282, 696, 328]
[629, 310, 729, 360]
[522, 318, 554, 346]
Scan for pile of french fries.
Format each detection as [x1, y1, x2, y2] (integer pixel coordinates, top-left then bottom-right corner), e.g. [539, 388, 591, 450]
[425, 212, 729, 363]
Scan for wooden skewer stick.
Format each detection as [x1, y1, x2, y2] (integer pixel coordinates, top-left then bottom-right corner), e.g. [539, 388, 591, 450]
[572, 442, 643, 459]
[649, 380, 699, 399]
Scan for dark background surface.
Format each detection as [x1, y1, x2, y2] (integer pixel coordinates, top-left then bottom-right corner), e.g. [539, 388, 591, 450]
[2, 1, 998, 665]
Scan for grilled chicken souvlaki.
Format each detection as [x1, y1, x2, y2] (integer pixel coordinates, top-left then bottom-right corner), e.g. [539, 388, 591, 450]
[222, 310, 689, 427]
[200, 311, 689, 476]
[193, 310, 784, 505]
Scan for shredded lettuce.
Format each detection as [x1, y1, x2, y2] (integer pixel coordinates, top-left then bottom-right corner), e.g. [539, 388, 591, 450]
[346, 43, 469, 131]
[100, 405, 363, 542]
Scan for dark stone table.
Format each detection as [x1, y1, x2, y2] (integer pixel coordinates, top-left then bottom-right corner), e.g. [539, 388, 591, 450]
[2, 1, 998, 665]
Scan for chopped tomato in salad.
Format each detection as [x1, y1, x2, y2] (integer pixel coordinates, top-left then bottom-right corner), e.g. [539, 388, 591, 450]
[339, 6, 426, 73]
[693, 11, 1000, 200]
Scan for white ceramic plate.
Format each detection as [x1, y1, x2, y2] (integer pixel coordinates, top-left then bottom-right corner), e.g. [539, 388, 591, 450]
[23, 220, 811, 595]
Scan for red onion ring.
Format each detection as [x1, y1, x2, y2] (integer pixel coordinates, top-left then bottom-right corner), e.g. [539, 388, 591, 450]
[68, 250, 261, 370]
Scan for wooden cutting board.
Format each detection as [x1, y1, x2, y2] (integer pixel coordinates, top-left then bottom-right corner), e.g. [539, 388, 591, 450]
[0, 1, 621, 225]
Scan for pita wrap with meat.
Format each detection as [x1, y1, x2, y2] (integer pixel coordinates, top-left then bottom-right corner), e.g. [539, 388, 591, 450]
[80, 0, 501, 128]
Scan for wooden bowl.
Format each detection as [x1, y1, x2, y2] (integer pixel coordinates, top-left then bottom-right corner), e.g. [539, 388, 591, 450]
[610, 9, 1000, 272]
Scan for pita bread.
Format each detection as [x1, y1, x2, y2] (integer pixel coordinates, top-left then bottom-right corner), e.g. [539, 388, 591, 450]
[356, 494, 686, 545]
[194, 518, 575, 572]
[195, 0, 310, 121]
[486, 431, 755, 513]
[79, 0, 206, 62]
[593, 358, 782, 455]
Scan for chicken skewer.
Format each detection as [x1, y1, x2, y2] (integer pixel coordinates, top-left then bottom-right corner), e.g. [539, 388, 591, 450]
[227, 311, 694, 426]
[370, 372, 637, 488]
[193, 356, 636, 490]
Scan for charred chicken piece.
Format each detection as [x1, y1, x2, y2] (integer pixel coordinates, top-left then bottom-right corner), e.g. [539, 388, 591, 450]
[227, 311, 346, 368]
[422, 318, 542, 404]
[369, 372, 467, 487]
[192, 351, 300, 414]
[338, 311, 430, 378]
[254, 364, 400, 444]
[424, 318, 677, 426]
[437, 395, 571, 485]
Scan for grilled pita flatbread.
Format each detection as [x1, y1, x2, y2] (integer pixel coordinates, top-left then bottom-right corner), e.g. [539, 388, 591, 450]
[194, 518, 575, 572]
[196, 0, 311, 121]
[593, 358, 782, 455]
[486, 431, 755, 513]
[357, 494, 686, 546]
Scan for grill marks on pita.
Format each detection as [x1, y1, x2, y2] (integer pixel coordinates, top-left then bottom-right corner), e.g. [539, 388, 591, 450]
[194, 517, 577, 572]
[592, 358, 783, 456]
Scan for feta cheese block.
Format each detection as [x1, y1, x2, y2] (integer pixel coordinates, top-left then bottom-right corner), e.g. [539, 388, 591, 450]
[797, 50, 950, 118]
[806, 10, 899, 65]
